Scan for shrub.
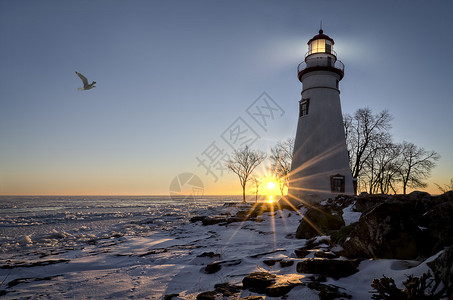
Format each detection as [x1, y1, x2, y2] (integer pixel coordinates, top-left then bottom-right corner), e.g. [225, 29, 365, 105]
[371, 272, 446, 299]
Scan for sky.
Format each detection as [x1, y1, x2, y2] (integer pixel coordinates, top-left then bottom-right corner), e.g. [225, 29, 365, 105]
[1, 0, 452, 196]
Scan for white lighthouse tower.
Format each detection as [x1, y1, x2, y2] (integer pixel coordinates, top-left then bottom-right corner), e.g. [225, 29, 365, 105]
[288, 29, 354, 204]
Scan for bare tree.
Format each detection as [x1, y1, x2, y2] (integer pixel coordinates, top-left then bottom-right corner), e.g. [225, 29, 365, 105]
[269, 138, 294, 196]
[376, 143, 402, 194]
[344, 107, 393, 193]
[252, 176, 262, 203]
[226, 146, 266, 203]
[363, 141, 401, 194]
[398, 141, 440, 194]
[435, 177, 453, 193]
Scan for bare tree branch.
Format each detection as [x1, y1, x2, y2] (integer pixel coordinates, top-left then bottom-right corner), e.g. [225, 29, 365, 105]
[269, 138, 294, 196]
[398, 141, 440, 194]
[225, 146, 266, 203]
[344, 107, 393, 194]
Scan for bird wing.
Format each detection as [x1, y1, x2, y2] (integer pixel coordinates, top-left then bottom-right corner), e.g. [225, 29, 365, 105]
[75, 72, 89, 86]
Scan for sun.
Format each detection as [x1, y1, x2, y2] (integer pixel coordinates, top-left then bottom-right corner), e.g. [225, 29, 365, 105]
[266, 181, 276, 190]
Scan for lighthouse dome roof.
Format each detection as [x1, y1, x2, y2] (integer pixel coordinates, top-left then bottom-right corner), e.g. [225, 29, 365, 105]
[307, 29, 334, 45]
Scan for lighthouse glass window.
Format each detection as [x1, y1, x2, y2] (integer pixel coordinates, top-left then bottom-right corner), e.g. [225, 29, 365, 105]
[325, 40, 332, 54]
[309, 39, 332, 54]
[330, 175, 345, 193]
[299, 99, 309, 117]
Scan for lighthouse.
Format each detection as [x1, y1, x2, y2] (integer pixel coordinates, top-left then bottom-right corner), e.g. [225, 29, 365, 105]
[288, 29, 354, 204]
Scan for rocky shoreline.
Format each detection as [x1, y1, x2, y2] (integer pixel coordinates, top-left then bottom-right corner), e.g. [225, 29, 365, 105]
[168, 191, 453, 299]
[1, 193, 451, 299]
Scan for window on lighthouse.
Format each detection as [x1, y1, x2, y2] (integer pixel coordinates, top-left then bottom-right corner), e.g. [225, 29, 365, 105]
[299, 99, 309, 117]
[309, 39, 332, 55]
[325, 40, 332, 53]
[330, 174, 345, 193]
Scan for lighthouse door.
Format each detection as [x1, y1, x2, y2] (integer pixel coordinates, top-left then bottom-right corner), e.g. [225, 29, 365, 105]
[327, 57, 332, 67]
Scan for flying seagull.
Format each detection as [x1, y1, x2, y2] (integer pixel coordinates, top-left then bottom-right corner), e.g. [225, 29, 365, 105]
[75, 72, 96, 91]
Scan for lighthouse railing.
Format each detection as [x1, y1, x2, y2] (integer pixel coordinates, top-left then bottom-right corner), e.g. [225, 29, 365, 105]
[298, 57, 344, 74]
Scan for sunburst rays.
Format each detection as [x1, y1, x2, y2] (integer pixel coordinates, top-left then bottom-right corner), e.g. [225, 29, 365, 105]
[221, 142, 349, 260]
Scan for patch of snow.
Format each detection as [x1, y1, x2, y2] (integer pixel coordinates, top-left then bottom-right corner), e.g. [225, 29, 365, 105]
[342, 203, 362, 225]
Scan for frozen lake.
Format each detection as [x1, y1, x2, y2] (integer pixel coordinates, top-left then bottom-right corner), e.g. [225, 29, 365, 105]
[0, 195, 242, 253]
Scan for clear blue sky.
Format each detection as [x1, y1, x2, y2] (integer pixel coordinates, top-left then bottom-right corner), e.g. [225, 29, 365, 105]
[1, 0, 452, 195]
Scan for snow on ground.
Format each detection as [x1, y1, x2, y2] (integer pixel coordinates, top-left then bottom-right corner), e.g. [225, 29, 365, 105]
[0, 198, 443, 299]
[342, 203, 362, 226]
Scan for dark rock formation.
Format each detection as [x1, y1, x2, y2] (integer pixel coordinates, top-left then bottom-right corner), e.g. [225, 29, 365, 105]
[189, 216, 205, 223]
[427, 246, 453, 297]
[323, 194, 356, 209]
[341, 202, 423, 259]
[263, 259, 279, 266]
[196, 283, 242, 299]
[197, 252, 220, 259]
[249, 249, 285, 258]
[432, 190, 453, 204]
[196, 291, 219, 300]
[191, 202, 293, 226]
[296, 205, 345, 239]
[354, 193, 388, 213]
[296, 259, 360, 279]
[294, 248, 310, 258]
[204, 259, 241, 274]
[279, 260, 294, 267]
[204, 262, 221, 274]
[242, 272, 302, 297]
[242, 272, 277, 294]
[329, 223, 356, 244]
[305, 237, 332, 249]
[294, 236, 336, 258]
[213, 283, 242, 297]
[338, 191, 453, 259]
[418, 201, 453, 254]
[201, 216, 229, 226]
[314, 251, 339, 259]
[1, 259, 70, 269]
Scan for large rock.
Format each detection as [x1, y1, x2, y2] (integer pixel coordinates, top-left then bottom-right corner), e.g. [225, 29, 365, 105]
[204, 259, 241, 274]
[296, 259, 359, 279]
[418, 201, 453, 255]
[242, 272, 302, 297]
[406, 190, 431, 201]
[355, 191, 432, 214]
[395, 191, 434, 216]
[427, 246, 453, 296]
[196, 291, 219, 300]
[213, 283, 242, 297]
[294, 248, 310, 258]
[296, 205, 345, 239]
[341, 202, 423, 259]
[432, 190, 453, 204]
[242, 272, 276, 294]
[196, 283, 242, 300]
[354, 193, 387, 213]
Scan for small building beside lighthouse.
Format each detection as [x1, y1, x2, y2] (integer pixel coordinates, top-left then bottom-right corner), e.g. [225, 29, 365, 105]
[288, 29, 354, 204]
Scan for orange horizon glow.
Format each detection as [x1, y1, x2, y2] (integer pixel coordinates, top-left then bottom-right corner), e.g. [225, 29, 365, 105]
[0, 170, 447, 197]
